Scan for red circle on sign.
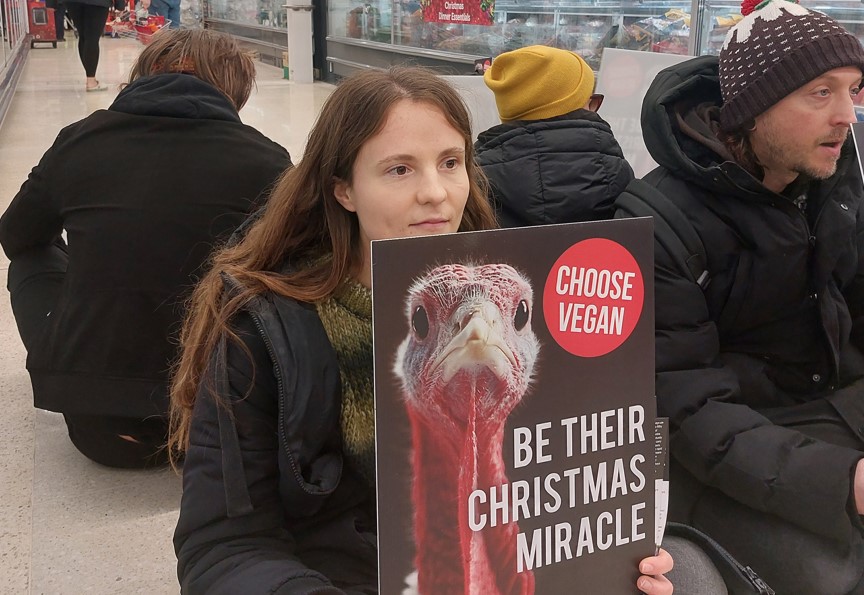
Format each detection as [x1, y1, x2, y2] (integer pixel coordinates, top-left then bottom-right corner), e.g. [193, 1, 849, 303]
[543, 238, 644, 357]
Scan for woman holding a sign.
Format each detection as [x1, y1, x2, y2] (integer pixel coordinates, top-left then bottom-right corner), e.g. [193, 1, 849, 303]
[167, 67, 674, 595]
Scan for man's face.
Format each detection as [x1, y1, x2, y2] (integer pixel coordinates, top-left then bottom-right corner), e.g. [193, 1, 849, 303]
[751, 66, 862, 186]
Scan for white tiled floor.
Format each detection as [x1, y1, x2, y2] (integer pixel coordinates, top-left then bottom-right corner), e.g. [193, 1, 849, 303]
[0, 36, 334, 594]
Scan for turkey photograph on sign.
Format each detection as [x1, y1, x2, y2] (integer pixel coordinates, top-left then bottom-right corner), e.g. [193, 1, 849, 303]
[371, 218, 656, 594]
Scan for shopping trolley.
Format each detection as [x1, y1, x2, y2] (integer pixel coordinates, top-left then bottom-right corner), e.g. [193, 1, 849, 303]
[28, 0, 58, 48]
[107, 10, 168, 44]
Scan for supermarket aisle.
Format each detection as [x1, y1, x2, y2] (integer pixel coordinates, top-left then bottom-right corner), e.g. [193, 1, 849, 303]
[0, 36, 333, 594]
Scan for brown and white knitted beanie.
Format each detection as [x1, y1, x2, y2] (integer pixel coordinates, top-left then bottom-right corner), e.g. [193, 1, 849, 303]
[719, 0, 864, 132]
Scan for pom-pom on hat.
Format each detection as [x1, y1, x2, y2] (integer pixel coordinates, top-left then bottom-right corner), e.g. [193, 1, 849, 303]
[484, 45, 595, 122]
[719, 0, 864, 132]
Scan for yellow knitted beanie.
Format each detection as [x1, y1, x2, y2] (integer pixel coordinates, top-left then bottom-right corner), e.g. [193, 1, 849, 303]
[484, 45, 595, 122]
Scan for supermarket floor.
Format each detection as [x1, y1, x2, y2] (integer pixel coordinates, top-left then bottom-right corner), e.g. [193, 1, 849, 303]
[0, 36, 335, 594]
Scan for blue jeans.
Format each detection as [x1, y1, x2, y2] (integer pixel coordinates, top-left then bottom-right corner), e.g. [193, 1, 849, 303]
[149, 0, 180, 28]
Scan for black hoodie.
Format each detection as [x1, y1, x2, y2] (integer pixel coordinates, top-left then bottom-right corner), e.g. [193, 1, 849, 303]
[0, 74, 291, 418]
[615, 55, 864, 586]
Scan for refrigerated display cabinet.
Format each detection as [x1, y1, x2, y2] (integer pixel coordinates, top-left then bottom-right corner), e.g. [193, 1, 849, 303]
[696, 0, 864, 56]
[326, 0, 701, 75]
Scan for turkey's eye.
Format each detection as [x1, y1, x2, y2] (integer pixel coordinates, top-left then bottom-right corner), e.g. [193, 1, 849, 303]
[514, 300, 529, 331]
[412, 306, 429, 339]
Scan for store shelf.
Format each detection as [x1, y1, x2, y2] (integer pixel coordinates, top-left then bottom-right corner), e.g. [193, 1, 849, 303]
[492, 0, 697, 68]
[326, 0, 698, 70]
[205, 0, 288, 29]
[207, 0, 864, 79]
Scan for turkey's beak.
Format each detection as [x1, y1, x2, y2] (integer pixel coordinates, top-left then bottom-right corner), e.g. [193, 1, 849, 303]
[431, 301, 517, 383]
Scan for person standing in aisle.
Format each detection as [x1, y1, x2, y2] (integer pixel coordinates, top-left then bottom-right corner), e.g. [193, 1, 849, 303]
[62, 0, 125, 91]
[0, 29, 291, 469]
[138, 0, 179, 28]
[46, 0, 67, 42]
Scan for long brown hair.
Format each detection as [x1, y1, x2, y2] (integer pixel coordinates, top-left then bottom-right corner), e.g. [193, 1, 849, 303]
[127, 28, 256, 110]
[168, 67, 497, 462]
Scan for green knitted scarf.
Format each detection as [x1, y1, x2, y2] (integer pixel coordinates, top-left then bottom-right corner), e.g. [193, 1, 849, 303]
[315, 280, 376, 488]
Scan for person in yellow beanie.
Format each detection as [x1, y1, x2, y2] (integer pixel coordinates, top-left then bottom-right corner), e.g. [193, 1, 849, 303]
[475, 45, 634, 227]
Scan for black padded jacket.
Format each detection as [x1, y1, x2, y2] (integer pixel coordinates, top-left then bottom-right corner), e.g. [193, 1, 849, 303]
[174, 276, 377, 594]
[475, 109, 634, 228]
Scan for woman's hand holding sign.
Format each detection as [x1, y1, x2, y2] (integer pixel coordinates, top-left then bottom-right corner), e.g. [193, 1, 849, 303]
[638, 548, 674, 595]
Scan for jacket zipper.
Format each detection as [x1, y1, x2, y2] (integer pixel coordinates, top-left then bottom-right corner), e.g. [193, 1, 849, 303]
[772, 188, 841, 384]
[802, 192, 844, 383]
[223, 267, 330, 496]
[247, 307, 318, 495]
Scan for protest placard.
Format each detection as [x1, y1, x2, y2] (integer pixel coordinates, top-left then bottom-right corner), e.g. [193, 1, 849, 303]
[372, 218, 655, 594]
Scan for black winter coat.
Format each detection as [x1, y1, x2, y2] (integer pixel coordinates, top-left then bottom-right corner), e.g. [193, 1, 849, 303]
[614, 56, 864, 545]
[174, 280, 377, 594]
[475, 110, 634, 227]
[0, 74, 291, 418]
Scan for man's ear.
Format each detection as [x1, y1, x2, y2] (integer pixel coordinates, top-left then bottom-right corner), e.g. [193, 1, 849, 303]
[333, 178, 357, 212]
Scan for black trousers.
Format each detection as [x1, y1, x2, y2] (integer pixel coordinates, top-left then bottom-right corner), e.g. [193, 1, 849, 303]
[64, 414, 169, 469]
[52, 4, 66, 39]
[7, 241, 169, 469]
[64, 3, 108, 78]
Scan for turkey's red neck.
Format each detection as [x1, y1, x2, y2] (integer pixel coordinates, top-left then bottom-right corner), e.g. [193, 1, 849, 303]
[407, 375, 534, 595]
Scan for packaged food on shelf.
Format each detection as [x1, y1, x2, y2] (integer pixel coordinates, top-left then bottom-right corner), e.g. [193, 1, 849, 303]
[612, 8, 690, 55]
[704, 11, 742, 54]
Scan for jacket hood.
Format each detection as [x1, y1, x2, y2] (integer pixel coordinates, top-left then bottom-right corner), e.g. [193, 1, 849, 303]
[110, 74, 242, 122]
[641, 56, 763, 198]
[642, 56, 727, 181]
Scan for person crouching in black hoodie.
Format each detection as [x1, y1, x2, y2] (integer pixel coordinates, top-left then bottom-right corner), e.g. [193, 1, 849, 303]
[0, 29, 291, 469]
[475, 45, 634, 228]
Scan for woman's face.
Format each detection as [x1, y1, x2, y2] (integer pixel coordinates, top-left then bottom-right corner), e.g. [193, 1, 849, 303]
[334, 99, 470, 283]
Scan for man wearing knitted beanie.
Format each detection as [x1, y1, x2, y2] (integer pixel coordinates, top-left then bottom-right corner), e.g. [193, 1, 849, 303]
[614, 1, 864, 592]
[475, 45, 634, 228]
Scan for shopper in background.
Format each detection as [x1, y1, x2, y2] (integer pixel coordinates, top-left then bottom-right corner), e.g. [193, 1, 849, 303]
[476, 45, 633, 228]
[61, 0, 124, 91]
[138, 0, 180, 28]
[0, 29, 291, 469]
[615, 0, 864, 592]
[46, 0, 67, 42]
[168, 66, 676, 595]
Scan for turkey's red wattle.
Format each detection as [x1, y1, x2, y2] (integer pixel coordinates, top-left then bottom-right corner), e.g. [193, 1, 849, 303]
[395, 263, 539, 595]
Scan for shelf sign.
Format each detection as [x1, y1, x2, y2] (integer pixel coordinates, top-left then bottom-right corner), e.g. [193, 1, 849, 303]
[420, 0, 494, 25]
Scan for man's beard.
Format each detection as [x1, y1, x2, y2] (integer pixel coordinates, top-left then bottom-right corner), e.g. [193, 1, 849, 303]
[795, 162, 837, 180]
[767, 128, 848, 181]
